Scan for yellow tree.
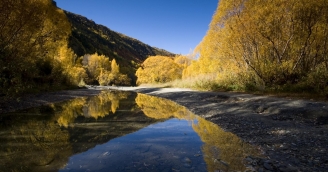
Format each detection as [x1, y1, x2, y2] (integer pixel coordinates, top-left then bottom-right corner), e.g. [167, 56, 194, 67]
[0, 0, 71, 94]
[136, 55, 183, 84]
[111, 59, 120, 75]
[97, 58, 131, 86]
[82, 53, 111, 83]
[187, 0, 328, 91]
[81, 54, 130, 86]
[55, 45, 88, 86]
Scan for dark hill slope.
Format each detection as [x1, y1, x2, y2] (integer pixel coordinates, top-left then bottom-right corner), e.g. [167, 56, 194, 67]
[65, 11, 174, 63]
[65, 11, 174, 84]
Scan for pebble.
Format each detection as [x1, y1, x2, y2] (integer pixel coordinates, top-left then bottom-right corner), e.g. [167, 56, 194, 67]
[181, 157, 191, 163]
[279, 166, 298, 172]
[263, 162, 273, 171]
[183, 163, 192, 168]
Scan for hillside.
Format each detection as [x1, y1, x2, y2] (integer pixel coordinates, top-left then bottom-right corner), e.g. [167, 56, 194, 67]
[65, 11, 175, 84]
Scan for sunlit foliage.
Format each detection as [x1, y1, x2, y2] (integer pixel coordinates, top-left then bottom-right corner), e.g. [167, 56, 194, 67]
[135, 55, 184, 84]
[183, 0, 328, 94]
[82, 53, 131, 85]
[55, 45, 88, 86]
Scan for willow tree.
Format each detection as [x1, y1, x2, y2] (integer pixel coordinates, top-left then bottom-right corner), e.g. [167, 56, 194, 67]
[97, 58, 131, 86]
[188, 0, 328, 91]
[136, 55, 183, 84]
[81, 53, 130, 86]
[82, 53, 111, 82]
[55, 45, 88, 86]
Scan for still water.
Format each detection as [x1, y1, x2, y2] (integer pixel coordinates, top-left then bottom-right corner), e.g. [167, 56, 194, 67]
[0, 90, 260, 172]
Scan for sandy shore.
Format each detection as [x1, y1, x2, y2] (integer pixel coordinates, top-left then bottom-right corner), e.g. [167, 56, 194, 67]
[1, 86, 328, 171]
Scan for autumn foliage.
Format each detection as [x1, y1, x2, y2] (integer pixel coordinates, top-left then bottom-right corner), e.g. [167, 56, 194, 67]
[0, 0, 131, 96]
[182, 0, 328, 94]
[135, 55, 188, 84]
[0, 0, 71, 95]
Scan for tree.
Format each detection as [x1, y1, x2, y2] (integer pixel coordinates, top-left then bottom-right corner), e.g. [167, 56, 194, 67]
[55, 45, 88, 86]
[81, 53, 130, 86]
[136, 55, 183, 84]
[185, 0, 328, 92]
[82, 53, 111, 83]
[111, 59, 119, 75]
[0, 0, 71, 95]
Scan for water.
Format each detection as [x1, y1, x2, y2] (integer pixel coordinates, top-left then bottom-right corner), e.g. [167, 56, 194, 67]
[0, 90, 260, 172]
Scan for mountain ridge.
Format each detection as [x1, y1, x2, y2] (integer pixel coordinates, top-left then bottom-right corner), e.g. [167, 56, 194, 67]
[65, 11, 175, 63]
[64, 10, 175, 84]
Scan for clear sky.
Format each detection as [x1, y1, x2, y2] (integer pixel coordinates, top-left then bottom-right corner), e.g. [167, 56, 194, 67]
[55, 0, 218, 55]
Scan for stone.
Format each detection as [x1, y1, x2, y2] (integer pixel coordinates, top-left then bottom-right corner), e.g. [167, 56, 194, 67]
[263, 162, 273, 171]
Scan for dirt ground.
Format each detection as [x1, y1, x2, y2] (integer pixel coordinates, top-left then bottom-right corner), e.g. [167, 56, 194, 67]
[1, 86, 328, 171]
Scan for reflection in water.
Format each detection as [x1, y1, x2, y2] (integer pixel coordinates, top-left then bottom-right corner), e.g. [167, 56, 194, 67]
[193, 119, 259, 171]
[0, 91, 261, 172]
[56, 91, 129, 127]
[136, 94, 260, 171]
[135, 93, 191, 120]
[0, 106, 73, 172]
[0, 90, 137, 172]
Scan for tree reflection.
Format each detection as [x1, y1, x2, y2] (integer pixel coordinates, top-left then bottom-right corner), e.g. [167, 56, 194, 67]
[0, 90, 131, 171]
[56, 91, 130, 127]
[0, 91, 260, 172]
[0, 107, 72, 172]
[135, 93, 194, 120]
[193, 118, 260, 171]
[136, 93, 261, 171]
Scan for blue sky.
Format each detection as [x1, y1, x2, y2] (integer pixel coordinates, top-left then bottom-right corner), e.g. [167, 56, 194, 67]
[55, 0, 218, 55]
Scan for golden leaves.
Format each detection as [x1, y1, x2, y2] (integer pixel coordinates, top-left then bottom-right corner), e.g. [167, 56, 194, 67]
[136, 55, 184, 84]
[183, 0, 328, 91]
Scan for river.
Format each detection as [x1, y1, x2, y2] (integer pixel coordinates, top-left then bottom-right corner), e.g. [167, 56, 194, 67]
[0, 90, 260, 172]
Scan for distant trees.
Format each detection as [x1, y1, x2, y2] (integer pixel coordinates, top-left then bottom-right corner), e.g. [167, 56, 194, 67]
[135, 55, 188, 84]
[81, 53, 130, 86]
[55, 45, 88, 86]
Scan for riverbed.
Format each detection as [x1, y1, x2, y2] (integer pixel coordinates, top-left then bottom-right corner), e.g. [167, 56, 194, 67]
[1, 87, 328, 171]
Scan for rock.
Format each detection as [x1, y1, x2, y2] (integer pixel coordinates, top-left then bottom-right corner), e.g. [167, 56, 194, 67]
[263, 162, 273, 171]
[181, 157, 191, 163]
[279, 166, 298, 172]
[183, 163, 192, 168]
[245, 157, 253, 163]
